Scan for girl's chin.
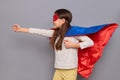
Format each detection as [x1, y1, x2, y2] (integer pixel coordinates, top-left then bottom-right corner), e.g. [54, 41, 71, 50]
[53, 26, 60, 30]
[53, 26, 58, 29]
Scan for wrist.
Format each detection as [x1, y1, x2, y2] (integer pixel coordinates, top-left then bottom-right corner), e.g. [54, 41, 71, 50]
[19, 28, 23, 32]
[20, 27, 29, 33]
[71, 43, 80, 48]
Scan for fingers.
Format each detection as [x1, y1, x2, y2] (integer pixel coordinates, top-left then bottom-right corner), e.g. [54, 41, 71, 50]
[12, 24, 20, 32]
[64, 40, 71, 49]
[64, 39, 69, 43]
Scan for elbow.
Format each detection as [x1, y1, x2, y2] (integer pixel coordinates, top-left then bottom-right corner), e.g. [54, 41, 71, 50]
[79, 40, 94, 49]
[90, 40, 94, 47]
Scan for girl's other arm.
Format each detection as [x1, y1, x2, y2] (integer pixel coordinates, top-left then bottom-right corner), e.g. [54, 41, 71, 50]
[75, 36, 94, 49]
[64, 36, 94, 49]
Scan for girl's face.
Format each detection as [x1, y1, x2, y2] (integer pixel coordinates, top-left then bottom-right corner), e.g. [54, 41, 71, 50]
[53, 14, 65, 29]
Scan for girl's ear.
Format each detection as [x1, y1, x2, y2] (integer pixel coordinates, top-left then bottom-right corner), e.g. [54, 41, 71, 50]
[61, 18, 65, 24]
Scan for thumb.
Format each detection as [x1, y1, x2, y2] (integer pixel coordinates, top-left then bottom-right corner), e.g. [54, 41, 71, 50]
[64, 40, 69, 42]
[64, 40, 70, 44]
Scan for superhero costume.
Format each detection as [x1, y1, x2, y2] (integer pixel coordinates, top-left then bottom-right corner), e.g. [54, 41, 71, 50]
[53, 13, 118, 78]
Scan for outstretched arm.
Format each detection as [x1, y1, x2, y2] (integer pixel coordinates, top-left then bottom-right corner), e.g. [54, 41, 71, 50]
[12, 24, 54, 37]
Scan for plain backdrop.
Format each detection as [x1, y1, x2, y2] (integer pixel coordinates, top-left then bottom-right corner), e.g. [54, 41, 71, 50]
[0, 0, 120, 80]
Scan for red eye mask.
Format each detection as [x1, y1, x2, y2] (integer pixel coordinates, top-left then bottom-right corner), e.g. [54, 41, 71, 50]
[53, 14, 59, 21]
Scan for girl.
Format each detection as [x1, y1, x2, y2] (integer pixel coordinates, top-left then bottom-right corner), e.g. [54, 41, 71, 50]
[13, 9, 94, 80]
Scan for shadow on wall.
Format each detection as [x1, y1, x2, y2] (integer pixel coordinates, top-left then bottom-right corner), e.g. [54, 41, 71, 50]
[77, 75, 86, 80]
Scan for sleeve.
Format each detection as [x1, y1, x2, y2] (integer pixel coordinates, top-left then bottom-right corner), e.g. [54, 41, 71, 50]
[29, 28, 54, 37]
[75, 36, 94, 49]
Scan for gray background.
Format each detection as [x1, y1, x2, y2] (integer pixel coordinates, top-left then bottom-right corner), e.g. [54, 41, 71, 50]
[0, 0, 120, 80]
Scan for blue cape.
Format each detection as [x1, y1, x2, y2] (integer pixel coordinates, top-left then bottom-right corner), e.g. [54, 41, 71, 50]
[65, 24, 111, 36]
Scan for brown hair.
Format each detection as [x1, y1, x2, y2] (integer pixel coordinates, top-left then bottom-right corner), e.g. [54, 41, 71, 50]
[50, 9, 72, 50]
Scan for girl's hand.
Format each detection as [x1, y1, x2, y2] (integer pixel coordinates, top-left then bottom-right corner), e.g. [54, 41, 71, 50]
[64, 40, 80, 49]
[13, 24, 22, 32]
[64, 40, 72, 48]
[12, 24, 29, 33]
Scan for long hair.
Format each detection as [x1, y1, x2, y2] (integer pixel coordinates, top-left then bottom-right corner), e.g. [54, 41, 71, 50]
[50, 9, 72, 50]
